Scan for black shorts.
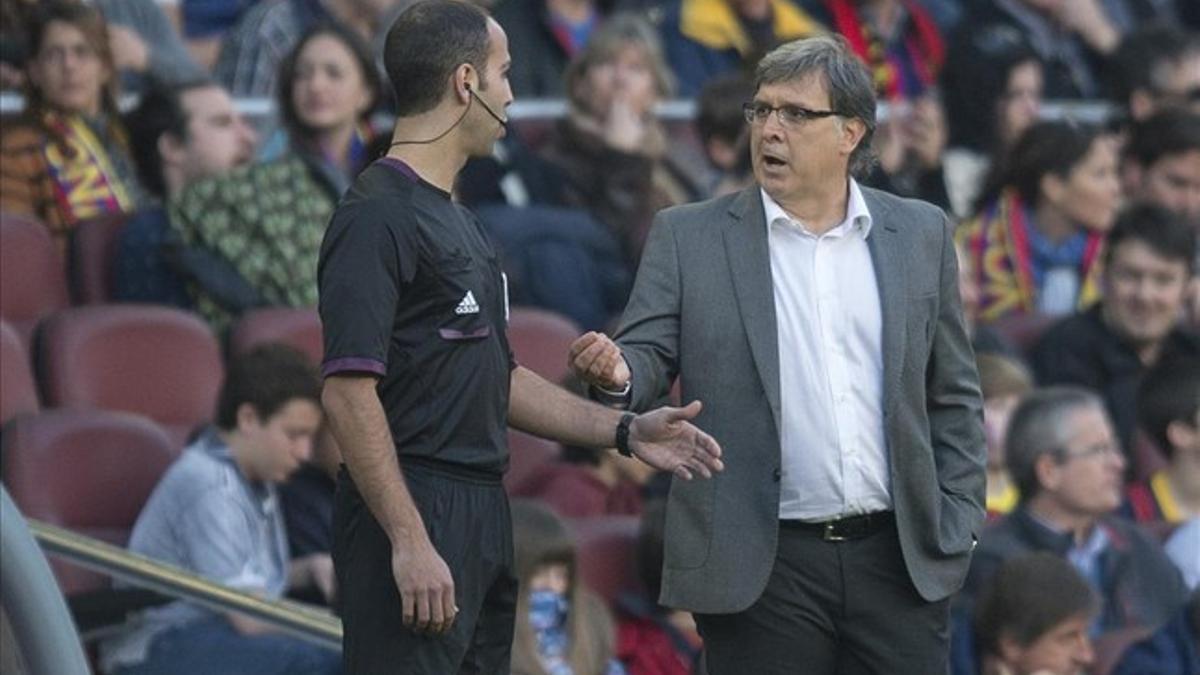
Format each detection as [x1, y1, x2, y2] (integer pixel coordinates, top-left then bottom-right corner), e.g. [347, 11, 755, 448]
[332, 461, 517, 674]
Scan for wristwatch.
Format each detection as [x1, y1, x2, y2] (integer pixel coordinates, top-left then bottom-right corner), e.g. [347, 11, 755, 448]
[615, 412, 636, 458]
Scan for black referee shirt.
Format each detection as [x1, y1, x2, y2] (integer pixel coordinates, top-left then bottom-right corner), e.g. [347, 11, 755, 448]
[318, 158, 514, 475]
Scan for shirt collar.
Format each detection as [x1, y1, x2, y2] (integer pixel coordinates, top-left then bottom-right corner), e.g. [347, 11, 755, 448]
[760, 178, 874, 239]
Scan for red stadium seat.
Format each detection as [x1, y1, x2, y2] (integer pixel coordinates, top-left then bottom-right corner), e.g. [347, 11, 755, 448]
[1, 410, 177, 595]
[69, 214, 128, 305]
[38, 305, 223, 447]
[0, 213, 69, 348]
[503, 430, 561, 495]
[507, 307, 581, 384]
[0, 319, 39, 426]
[570, 515, 643, 607]
[228, 307, 323, 365]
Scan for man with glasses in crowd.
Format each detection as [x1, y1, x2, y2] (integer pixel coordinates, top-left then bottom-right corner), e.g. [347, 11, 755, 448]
[962, 387, 1186, 646]
[570, 34, 985, 673]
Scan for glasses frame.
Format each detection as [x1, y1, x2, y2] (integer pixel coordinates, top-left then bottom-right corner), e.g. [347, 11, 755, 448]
[742, 101, 843, 127]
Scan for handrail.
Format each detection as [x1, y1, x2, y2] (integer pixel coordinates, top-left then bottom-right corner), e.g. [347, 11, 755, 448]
[27, 519, 343, 651]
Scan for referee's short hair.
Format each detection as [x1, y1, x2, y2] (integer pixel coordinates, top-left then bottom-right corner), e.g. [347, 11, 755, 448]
[383, 0, 491, 117]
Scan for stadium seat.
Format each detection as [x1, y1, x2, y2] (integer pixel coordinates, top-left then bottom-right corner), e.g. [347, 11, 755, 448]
[503, 430, 560, 495]
[228, 307, 323, 365]
[0, 213, 69, 348]
[507, 307, 581, 384]
[1, 410, 177, 595]
[570, 515, 643, 607]
[0, 320, 39, 427]
[38, 305, 223, 447]
[69, 214, 128, 305]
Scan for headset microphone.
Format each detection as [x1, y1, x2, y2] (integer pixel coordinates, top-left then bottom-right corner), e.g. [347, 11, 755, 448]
[468, 85, 508, 128]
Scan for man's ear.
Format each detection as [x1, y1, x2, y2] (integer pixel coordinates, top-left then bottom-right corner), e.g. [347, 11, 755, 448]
[1040, 172, 1066, 206]
[453, 63, 475, 104]
[1034, 452, 1061, 493]
[841, 117, 867, 157]
[235, 402, 262, 433]
[157, 132, 186, 166]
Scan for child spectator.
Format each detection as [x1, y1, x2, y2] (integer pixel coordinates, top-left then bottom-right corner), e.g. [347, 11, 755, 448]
[100, 345, 339, 675]
[1125, 357, 1200, 524]
[511, 499, 626, 675]
[977, 353, 1033, 520]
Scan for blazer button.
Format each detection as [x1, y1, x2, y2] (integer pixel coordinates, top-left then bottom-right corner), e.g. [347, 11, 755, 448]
[772, 467, 781, 482]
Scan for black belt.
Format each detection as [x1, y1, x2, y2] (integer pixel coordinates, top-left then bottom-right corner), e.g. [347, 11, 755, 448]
[780, 511, 894, 541]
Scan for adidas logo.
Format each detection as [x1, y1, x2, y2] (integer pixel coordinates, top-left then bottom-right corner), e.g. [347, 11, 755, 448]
[455, 291, 480, 315]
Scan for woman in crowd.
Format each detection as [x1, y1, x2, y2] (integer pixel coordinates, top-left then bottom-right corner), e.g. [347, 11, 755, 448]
[957, 120, 1121, 323]
[541, 13, 708, 269]
[511, 500, 626, 675]
[262, 23, 381, 198]
[941, 25, 1043, 219]
[1, 0, 145, 246]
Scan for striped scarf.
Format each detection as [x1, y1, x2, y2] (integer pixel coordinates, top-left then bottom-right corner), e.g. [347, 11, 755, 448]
[40, 110, 134, 223]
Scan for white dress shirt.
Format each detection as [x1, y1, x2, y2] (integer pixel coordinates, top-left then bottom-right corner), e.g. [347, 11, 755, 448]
[763, 181, 891, 521]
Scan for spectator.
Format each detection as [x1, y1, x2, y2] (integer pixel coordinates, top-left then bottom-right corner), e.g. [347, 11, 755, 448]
[1121, 109, 1200, 223]
[213, 0, 397, 98]
[955, 239, 1019, 358]
[492, 0, 602, 98]
[695, 73, 755, 196]
[262, 23, 382, 196]
[1109, 24, 1200, 123]
[281, 425, 342, 578]
[977, 353, 1034, 521]
[964, 387, 1187, 638]
[0, 0, 145, 247]
[614, 500, 702, 675]
[957, 120, 1121, 323]
[942, 24, 1043, 219]
[94, 0, 205, 92]
[510, 500, 626, 675]
[1112, 589, 1200, 675]
[180, 0, 257, 70]
[100, 345, 340, 675]
[542, 13, 708, 268]
[973, 553, 1098, 675]
[1031, 204, 1199, 463]
[1124, 357, 1200, 524]
[115, 78, 259, 308]
[952, 0, 1121, 100]
[658, 0, 822, 97]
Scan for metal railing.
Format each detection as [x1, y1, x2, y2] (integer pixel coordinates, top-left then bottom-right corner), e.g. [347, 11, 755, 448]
[27, 520, 343, 651]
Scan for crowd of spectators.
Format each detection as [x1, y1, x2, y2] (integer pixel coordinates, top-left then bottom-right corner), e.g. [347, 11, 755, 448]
[0, 0, 1198, 673]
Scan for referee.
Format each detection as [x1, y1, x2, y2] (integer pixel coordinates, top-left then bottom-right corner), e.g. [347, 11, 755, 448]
[317, 2, 725, 673]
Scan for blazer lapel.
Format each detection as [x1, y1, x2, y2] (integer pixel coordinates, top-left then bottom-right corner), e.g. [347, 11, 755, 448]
[724, 188, 782, 432]
[864, 189, 907, 416]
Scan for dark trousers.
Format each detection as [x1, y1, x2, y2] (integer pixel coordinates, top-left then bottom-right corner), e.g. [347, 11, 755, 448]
[696, 518, 949, 675]
[332, 464, 518, 674]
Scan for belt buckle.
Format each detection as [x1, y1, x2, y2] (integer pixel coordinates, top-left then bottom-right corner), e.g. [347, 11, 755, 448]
[823, 521, 847, 542]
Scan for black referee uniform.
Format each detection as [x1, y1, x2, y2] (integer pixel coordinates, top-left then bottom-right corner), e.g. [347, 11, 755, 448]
[318, 157, 518, 673]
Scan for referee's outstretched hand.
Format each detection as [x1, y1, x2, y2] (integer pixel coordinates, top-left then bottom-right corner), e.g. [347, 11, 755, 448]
[629, 401, 724, 480]
[392, 537, 457, 636]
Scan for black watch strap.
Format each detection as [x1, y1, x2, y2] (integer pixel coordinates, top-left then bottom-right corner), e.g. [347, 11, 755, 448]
[615, 412, 636, 458]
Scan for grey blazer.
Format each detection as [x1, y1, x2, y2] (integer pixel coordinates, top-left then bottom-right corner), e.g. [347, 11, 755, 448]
[615, 185, 987, 614]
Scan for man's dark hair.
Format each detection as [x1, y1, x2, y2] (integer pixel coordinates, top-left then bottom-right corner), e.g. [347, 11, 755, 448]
[124, 78, 219, 199]
[278, 23, 382, 138]
[1124, 108, 1200, 168]
[382, 0, 490, 117]
[1109, 24, 1200, 108]
[1102, 202, 1196, 275]
[978, 120, 1106, 212]
[215, 344, 321, 430]
[974, 553, 1098, 658]
[697, 74, 754, 147]
[1138, 356, 1200, 459]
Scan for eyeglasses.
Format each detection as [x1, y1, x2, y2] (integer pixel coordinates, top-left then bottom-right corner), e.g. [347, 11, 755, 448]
[742, 101, 843, 127]
[1054, 441, 1122, 463]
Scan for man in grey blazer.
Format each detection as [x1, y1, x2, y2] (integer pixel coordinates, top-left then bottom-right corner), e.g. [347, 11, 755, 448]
[571, 35, 987, 673]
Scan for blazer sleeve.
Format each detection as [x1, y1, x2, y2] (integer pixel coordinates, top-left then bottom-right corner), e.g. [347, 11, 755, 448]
[614, 209, 683, 412]
[928, 210, 988, 544]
